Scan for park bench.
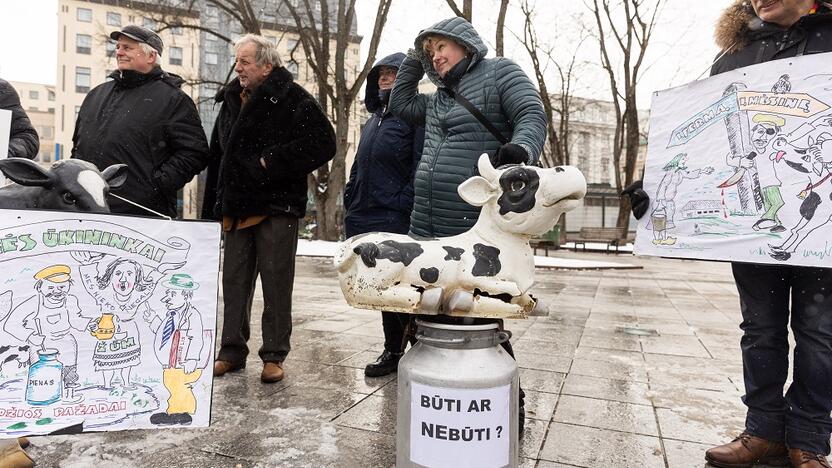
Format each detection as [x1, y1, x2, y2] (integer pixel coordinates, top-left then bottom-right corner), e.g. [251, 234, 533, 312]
[571, 227, 628, 253]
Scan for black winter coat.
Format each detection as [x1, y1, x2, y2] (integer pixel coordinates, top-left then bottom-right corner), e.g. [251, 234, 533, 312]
[202, 67, 336, 220]
[343, 52, 424, 237]
[72, 68, 210, 218]
[0, 78, 39, 159]
[712, 2, 832, 76]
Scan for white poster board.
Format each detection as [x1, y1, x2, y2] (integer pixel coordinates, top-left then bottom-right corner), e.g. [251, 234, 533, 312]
[0, 108, 11, 186]
[636, 52, 832, 267]
[0, 209, 221, 437]
[410, 382, 510, 468]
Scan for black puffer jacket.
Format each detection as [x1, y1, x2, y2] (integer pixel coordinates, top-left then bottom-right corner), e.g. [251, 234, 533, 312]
[202, 66, 336, 220]
[0, 78, 39, 159]
[72, 67, 210, 218]
[343, 52, 424, 237]
[712, 1, 832, 75]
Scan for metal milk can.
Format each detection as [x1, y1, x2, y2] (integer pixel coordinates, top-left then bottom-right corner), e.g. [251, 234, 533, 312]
[396, 319, 519, 468]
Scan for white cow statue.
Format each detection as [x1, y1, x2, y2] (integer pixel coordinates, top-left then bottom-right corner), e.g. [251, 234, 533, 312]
[335, 154, 587, 319]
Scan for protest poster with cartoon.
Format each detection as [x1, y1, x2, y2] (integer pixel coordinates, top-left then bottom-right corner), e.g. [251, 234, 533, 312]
[0, 209, 220, 436]
[635, 52, 832, 267]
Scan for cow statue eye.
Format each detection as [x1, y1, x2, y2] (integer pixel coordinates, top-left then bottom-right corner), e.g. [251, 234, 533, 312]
[510, 180, 526, 192]
[62, 192, 77, 205]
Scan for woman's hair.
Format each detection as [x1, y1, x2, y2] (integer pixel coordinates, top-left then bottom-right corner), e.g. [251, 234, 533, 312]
[234, 33, 283, 67]
[97, 258, 154, 292]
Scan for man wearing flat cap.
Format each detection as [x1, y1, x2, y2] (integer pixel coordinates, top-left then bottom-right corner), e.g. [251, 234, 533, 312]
[3, 265, 87, 402]
[72, 25, 210, 218]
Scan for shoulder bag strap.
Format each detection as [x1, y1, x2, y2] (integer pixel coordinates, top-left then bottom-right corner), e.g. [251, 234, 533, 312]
[441, 88, 509, 145]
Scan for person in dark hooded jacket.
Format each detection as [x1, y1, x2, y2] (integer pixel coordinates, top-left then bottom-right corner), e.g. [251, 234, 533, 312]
[623, 2, 832, 467]
[0, 78, 39, 159]
[343, 52, 424, 377]
[72, 26, 210, 218]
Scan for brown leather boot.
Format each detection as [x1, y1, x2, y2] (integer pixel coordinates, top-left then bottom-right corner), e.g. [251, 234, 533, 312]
[261, 362, 284, 383]
[0, 439, 34, 468]
[789, 448, 831, 468]
[704, 432, 789, 468]
[213, 360, 244, 377]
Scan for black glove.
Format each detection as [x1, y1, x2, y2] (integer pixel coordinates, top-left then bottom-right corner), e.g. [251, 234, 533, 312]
[491, 143, 528, 168]
[621, 180, 650, 220]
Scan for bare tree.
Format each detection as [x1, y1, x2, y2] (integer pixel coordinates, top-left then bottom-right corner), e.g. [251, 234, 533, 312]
[444, 0, 473, 21]
[495, 0, 509, 56]
[281, 0, 393, 240]
[589, 0, 663, 231]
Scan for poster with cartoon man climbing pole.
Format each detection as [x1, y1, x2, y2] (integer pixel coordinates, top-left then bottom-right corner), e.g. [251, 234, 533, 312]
[635, 52, 832, 268]
[0, 208, 220, 437]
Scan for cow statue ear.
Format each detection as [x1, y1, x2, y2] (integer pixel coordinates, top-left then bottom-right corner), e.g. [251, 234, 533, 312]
[458, 176, 497, 207]
[0, 158, 52, 187]
[102, 164, 129, 189]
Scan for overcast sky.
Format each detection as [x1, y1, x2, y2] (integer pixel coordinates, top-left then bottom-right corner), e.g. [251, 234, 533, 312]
[0, 0, 729, 106]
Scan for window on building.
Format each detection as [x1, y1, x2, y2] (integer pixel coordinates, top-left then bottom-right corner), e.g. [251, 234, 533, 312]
[286, 61, 299, 79]
[205, 52, 218, 65]
[205, 5, 218, 18]
[29, 90, 39, 100]
[77, 7, 92, 22]
[287, 39, 298, 51]
[75, 106, 81, 122]
[142, 17, 156, 31]
[171, 26, 183, 35]
[75, 67, 91, 93]
[106, 12, 121, 26]
[106, 40, 116, 57]
[48, 107, 55, 113]
[48, 90, 55, 101]
[76, 34, 92, 55]
[169, 47, 183, 66]
[28, 107, 38, 112]
[41, 126, 54, 139]
[267, 36, 278, 45]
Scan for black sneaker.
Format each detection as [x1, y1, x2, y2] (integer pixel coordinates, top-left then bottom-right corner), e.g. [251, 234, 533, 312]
[364, 351, 403, 377]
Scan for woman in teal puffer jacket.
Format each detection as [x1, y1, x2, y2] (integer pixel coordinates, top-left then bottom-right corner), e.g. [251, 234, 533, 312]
[389, 16, 547, 238]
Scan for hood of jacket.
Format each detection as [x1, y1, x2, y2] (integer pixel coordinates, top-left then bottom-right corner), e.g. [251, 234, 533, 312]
[411, 16, 488, 88]
[715, 0, 832, 52]
[365, 52, 406, 113]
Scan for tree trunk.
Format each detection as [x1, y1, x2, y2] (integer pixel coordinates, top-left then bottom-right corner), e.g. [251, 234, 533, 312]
[318, 101, 350, 241]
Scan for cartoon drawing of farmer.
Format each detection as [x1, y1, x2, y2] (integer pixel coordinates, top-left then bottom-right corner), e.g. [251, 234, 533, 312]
[744, 113, 787, 232]
[143, 273, 208, 426]
[648, 153, 714, 245]
[71, 252, 183, 389]
[2, 265, 88, 402]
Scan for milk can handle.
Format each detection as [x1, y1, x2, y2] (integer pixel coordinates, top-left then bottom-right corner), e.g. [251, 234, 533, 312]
[497, 330, 512, 343]
[414, 333, 467, 345]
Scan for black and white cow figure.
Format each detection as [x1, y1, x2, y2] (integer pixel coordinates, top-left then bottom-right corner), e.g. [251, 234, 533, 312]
[335, 154, 587, 318]
[0, 158, 127, 213]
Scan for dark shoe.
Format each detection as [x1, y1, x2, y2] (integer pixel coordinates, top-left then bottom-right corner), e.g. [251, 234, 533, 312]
[704, 432, 789, 467]
[364, 351, 403, 377]
[149, 412, 192, 426]
[789, 448, 831, 468]
[519, 405, 525, 436]
[770, 224, 786, 233]
[213, 360, 244, 377]
[261, 362, 284, 383]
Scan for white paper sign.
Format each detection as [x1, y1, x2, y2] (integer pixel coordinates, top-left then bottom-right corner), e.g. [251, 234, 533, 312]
[0, 108, 11, 186]
[636, 52, 832, 268]
[0, 209, 221, 436]
[410, 382, 510, 468]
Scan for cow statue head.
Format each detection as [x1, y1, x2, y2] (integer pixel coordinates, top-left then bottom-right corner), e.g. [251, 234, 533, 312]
[458, 155, 587, 237]
[0, 158, 128, 213]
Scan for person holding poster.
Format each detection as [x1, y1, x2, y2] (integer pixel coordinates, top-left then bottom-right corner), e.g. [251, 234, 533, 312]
[625, 1, 832, 466]
[343, 52, 424, 377]
[205, 34, 336, 384]
[0, 78, 39, 159]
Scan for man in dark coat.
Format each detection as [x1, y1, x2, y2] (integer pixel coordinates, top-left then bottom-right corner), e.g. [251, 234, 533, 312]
[624, 2, 832, 466]
[0, 78, 39, 159]
[72, 26, 210, 218]
[343, 52, 424, 377]
[207, 34, 336, 383]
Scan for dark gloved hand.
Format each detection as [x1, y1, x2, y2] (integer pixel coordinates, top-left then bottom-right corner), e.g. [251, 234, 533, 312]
[491, 143, 528, 168]
[621, 180, 650, 220]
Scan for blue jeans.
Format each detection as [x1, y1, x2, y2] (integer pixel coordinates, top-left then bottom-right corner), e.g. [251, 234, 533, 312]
[732, 262, 832, 454]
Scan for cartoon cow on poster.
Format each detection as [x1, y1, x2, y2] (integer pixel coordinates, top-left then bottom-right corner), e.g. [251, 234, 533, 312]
[335, 155, 587, 318]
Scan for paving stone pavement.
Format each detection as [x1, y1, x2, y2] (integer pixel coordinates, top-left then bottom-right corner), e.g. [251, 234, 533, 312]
[25, 251, 784, 467]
